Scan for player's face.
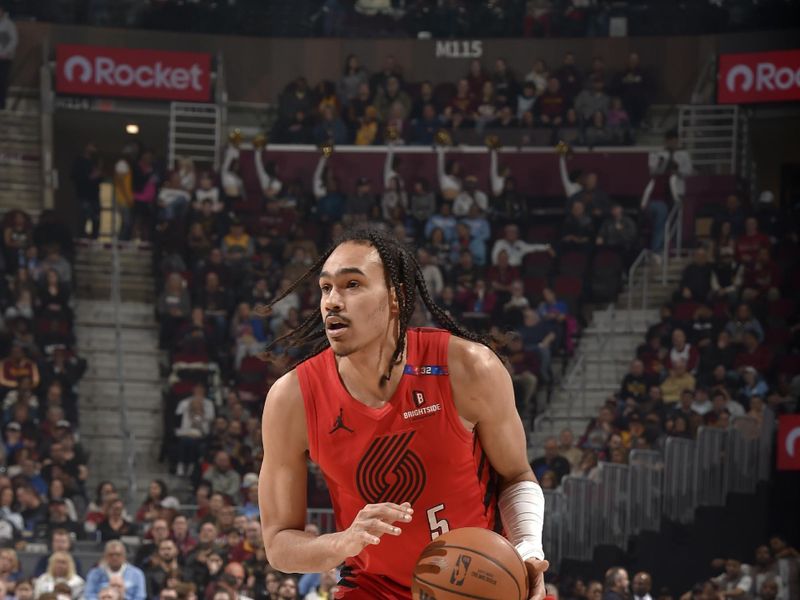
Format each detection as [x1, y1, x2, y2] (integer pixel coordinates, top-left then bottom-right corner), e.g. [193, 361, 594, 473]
[319, 242, 396, 358]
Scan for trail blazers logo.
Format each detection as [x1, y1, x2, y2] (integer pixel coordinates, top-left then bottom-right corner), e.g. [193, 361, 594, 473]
[356, 431, 426, 505]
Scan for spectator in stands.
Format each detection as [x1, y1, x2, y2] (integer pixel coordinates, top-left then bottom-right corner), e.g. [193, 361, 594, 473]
[157, 273, 191, 348]
[71, 142, 103, 240]
[725, 304, 765, 345]
[303, 569, 337, 600]
[0, 342, 40, 393]
[206, 562, 250, 600]
[734, 330, 773, 374]
[85, 541, 147, 600]
[537, 77, 566, 126]
[174, 385, 215, 477]
[538, 287, 577, 354]
[15, 483, 46, 534]
[604, 568, 630, 600]
[666, 329, 699, 373]
[619, 359, 654, 406]
[631, 572, 653, 600]
[661, 359, 696, 405]
[645, 130, 691, 256]
[558, 428, 583, 471]
[575, 76, 610, 125]
[735, 217, 770, 270]
[157, 171, 191, 224]
[453, 176, 488, 217]
[741, 247, 781, 303]
[607, 97, 632, 144]
[134, 518, 171, 568]
[491, 224, 552, 266]
[596, 203, 638, 256]
[3, 211, 31, 270]
[98, 497, 136, 541]
[33, 551, 85, 599]
[338, 54, 368, 106]
[712, 559, 752, 599]
[711, 247, 744, 306]
[559, 156, 610, 222]
[144, 539, 181, 598]
[561, 200, 594, 252]
[37, 498, 82, 541]
[204, 451, 242, 498]
[313, 105, 349, 145]
[517, 308, 556, 382]
[132, 149, 159, 241]
[374, 75, 410, 123]
[135, 480, 168, 524]
[679, 247, 713, 302]
[617, 52, 647, 128]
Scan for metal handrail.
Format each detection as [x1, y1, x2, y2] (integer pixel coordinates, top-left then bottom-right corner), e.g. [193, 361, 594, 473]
[535, 301, 618, 432]
[110, 187, 138, 510]
[661, 193, 684, 284]
[626, 249, 650, 330]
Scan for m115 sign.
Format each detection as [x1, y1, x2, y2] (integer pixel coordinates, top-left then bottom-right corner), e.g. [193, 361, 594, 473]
[56, 45, 212, 102]
[718, 49, 800, 104]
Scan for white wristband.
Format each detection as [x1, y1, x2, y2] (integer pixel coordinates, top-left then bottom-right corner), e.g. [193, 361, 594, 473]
[497, 480, 545, 561]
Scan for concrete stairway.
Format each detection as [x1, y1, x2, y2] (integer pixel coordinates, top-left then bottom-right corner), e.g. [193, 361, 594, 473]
[530, 255, 689, 453]
[74, 244, 171, 502]
[0, 108, 43, 215]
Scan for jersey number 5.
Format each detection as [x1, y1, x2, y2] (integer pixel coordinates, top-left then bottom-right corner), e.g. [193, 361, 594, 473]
[426, 503, 450, 540]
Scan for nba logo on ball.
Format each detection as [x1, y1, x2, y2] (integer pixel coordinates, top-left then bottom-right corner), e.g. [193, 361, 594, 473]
[450, 555, 471, 586]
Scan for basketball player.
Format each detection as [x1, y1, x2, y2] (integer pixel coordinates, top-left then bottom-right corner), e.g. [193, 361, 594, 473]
[258, 230, 548, 599]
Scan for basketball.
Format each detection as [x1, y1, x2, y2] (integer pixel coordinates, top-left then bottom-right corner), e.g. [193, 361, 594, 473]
[411, 527, 529, 600]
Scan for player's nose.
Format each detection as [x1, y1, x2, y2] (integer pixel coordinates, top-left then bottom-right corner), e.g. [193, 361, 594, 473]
[323, 287, 344, 311]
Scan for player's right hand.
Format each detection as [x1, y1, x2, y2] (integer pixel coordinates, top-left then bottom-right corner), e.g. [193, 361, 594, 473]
[336, 502, 413, 557]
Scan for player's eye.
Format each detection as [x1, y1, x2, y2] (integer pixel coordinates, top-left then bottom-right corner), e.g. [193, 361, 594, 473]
[320, 284, 331, 293]
[347, 280, 360, 288]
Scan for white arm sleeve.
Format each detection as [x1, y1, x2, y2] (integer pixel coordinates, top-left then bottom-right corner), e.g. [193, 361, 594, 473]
[498, 480, 545, 561]
[254, 148, 270, 191]
[437, 146, 448, 192]
[313, 155, 329, 199]
[559, 155, 582, 198]
[640, 178, 655, 209]
[490, 149, 505, 197]
[384, 144, 397, 189]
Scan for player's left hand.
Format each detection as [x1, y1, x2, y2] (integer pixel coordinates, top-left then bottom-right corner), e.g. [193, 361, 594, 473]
[525, 558, 549, 600]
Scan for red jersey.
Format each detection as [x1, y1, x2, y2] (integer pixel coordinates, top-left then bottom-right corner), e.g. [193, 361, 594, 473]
[297, 328, 498, 596]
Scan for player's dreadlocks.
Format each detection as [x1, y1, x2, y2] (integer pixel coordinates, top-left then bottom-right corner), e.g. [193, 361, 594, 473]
[259, 228, 488, 381]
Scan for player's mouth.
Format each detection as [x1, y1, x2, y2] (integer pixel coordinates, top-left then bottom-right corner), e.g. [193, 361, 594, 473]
[325, 316, 350, 339]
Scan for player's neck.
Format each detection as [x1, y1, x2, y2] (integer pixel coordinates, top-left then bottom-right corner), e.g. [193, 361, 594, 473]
[336, 332, 406, 406]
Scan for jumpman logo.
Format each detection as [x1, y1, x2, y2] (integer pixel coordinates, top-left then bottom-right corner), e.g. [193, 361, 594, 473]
[330, 409, 354, 434]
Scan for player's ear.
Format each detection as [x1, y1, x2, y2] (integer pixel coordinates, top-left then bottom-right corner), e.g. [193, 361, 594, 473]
[389, 284, 402, 315]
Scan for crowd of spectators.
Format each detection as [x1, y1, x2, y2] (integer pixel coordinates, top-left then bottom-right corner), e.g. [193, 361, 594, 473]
[271, 51, 646, 147]
[0, 211, 98, 559]
[8, 0, 798, 39]
[555, 556, 798, 600]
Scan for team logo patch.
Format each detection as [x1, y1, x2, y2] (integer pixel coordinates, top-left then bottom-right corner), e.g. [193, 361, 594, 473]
[356, 431, 426, 505]
[413, 390, 426, 407]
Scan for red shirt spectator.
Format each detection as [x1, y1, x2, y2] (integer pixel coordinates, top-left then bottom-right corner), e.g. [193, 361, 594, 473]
[0, 344, 40, 390]
[449, 78, 477, 116]
[734, 331, 773, 373]
[735, 217, 770, 267]
[536, 77, 566, 125]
